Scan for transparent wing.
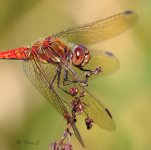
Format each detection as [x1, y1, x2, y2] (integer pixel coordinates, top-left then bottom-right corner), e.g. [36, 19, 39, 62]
[66, 69, 115, 131]
[83, 89, 115, 130]
[56, 10, 138, 45]
[87, 50, 120, 76]
[23, 58, 115, 131]
[23, 49, 116, 149]
[23, 58, 65, 115]
[23, 58, 85, 147]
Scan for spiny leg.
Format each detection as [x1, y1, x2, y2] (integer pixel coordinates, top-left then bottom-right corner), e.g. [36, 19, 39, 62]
[67, 66, 102, 87]
[63, 67, 68, 86]
[62, 65, 87, 87]
[49, 65, 62, 90]
[80, 66, 102, 78]
[57, 66, 62, 88]
[63, 61, 102, 87]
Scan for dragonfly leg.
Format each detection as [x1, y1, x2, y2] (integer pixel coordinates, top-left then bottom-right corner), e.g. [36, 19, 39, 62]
[63, 63, 78, 86]
[63, 69, 80, 86]
[69, 66, 79, 81]
[49, 66, 62, 90]
[65, 66, 102, 87]
[62, 66, 88, 87]
[57, 66, 62, 88]
[63, 67, 68, 85]
[80, 66, 102, 79]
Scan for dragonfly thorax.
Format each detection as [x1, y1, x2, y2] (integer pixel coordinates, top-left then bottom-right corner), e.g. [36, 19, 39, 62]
[31, 36, 71, 64]
[71, 45, 91, 68]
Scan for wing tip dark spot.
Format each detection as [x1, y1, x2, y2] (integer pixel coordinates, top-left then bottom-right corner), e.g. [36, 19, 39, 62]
[124, 10, 134, 15]
[105, 51, 114, 57]
[105, 108, 112, 119]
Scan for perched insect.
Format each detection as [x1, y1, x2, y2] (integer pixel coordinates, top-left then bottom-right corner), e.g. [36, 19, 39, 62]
[0, 10, 138, 147]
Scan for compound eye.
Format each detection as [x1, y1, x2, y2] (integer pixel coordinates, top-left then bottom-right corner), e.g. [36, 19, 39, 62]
[72, 46, 85, 67]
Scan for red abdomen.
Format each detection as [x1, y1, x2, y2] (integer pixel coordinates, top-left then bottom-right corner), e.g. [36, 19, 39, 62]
[0, 47, 30, 60]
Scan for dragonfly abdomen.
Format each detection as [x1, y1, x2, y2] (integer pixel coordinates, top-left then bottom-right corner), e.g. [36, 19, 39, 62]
[0, 47, 31, 60]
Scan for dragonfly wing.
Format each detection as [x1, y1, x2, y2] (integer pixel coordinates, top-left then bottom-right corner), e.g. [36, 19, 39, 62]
[62, 69, 115, 131]
[23, 58, 85, 147]
[23, 54, 115, 144]
[82, 89, 115, 131]
[23, 58, 66, 115]
[56, 10, 138, 45]
[86, 50, 120, 76]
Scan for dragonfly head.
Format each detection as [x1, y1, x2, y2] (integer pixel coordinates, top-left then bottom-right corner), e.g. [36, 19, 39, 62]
[71, 45, 91, 68]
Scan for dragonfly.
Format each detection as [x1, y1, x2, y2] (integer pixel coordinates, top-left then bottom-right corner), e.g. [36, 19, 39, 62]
[0, 10, 138, 147]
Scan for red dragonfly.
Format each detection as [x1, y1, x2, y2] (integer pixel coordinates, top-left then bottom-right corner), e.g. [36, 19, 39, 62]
[0, 10, 138, 147]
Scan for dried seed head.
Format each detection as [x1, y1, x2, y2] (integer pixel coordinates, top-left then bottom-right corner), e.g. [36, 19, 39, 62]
[62, 143, 73, 150]
[69, 87, 78, 96]
[85, 117, 94, 130]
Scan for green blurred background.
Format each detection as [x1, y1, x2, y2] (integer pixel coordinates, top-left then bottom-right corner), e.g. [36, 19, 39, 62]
[0, 0, 150, 150]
